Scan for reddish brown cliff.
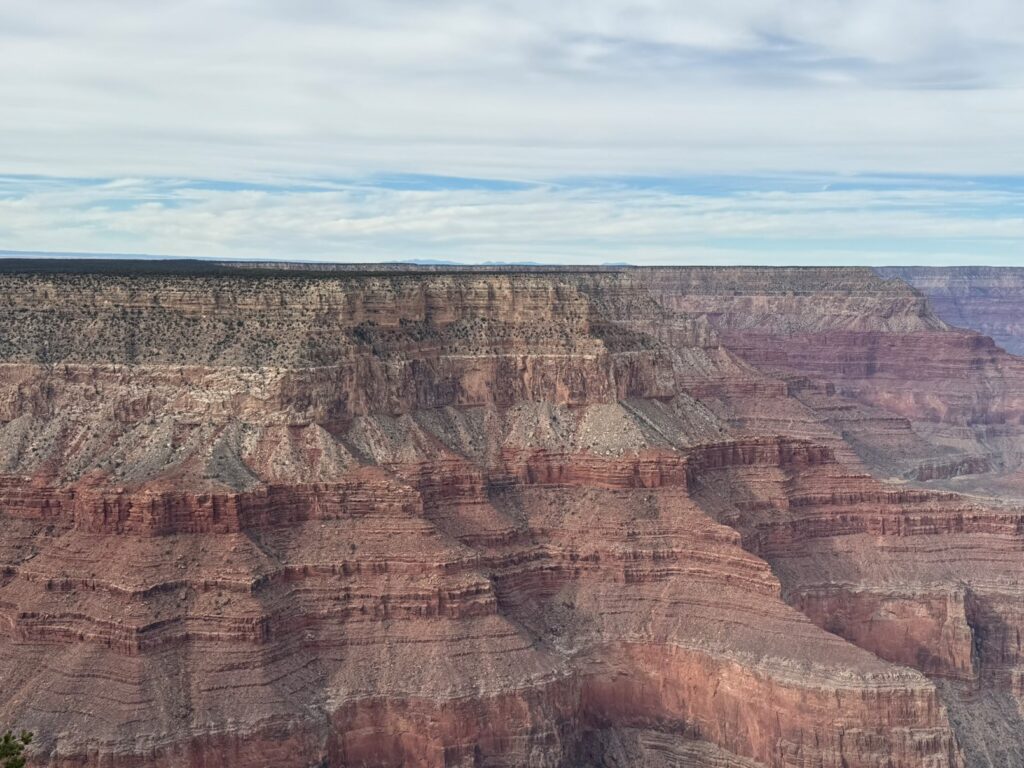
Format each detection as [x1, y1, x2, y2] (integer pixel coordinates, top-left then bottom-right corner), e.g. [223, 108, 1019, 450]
[1, 262, 1023, 767]
[878, 267, 1024, 355]
[640, 267, 1024, 493]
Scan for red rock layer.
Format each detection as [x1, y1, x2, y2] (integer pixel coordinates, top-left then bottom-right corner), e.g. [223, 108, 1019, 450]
[4, 265, 1024, 766]
[0, 436, 969, 768]
[641, 266, 1024, 497]
[878, 266, 1024, 356]
[685, 439, 1024, 761]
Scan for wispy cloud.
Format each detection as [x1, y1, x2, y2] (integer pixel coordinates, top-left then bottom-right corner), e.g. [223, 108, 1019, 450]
[2, 174, 1021, 265]
[2, 2, 1023, 262]
[3, 1, 1024, 181]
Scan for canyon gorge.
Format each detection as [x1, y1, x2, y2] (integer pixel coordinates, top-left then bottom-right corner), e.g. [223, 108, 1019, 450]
[1, 260, 1024, 767]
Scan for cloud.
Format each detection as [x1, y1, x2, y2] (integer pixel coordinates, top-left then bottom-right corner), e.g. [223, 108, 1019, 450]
[3, 2, 1023, 263]
[2, 173, 1022, 265]
[3, 1, 1024, 182]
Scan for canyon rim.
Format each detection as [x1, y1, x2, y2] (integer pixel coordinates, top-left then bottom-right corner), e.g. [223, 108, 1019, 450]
[0, 261, 1023, 766]
[6, 1, 1024, 765]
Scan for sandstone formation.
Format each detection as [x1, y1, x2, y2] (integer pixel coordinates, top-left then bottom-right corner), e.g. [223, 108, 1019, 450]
[640, 267, 1024, 493]
[879, 267, 1024, 356]
[0, 261, 1021, 767]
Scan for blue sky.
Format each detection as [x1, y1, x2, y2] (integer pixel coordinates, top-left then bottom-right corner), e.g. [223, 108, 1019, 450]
[2, 1, 1024, 264]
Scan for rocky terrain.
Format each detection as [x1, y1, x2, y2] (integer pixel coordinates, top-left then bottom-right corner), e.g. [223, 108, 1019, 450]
[0, 261, 1022, 767]
[879, 267, 1024, 356]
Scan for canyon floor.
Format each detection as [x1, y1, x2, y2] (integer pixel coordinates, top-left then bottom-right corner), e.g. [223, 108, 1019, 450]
[1, 261, 1024, 767]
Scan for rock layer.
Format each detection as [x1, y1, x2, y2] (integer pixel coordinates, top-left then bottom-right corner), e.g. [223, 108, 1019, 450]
[0, 262, 1021, 766]
[878, 267, 1024, 356]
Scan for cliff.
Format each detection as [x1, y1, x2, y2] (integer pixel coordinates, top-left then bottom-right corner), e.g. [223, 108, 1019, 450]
[0, 262, 1022, 766]
[639, 267, 1024, 492]
[878, 267, 1024, 355]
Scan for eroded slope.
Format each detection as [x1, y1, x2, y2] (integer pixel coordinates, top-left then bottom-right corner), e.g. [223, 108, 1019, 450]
[0, 264, 1020, 767]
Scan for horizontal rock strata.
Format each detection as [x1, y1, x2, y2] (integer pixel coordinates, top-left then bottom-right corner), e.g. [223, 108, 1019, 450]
[1, 263, 1022, 766]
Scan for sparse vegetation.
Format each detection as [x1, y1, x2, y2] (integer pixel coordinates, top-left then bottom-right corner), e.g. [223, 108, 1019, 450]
[0, 730, 32, 768]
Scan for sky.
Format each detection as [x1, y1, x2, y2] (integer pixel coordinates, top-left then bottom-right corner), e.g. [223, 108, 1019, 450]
[2, 0, 1024, 265]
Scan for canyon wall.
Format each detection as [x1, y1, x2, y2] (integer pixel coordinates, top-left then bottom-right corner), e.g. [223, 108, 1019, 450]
[0, 262, 1022, 766]
[878, 267, 1024, 355]
[640, 267, 1024, 491]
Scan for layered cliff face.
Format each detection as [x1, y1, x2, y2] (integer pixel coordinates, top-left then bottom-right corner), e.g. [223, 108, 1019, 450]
[878, 267, 1024, 356]
[0, 262, 1022, 767]
[641, 267, 1024, 496]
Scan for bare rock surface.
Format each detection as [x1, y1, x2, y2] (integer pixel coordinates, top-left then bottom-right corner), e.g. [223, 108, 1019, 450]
[0, 262, 1021, 766]
[878, 267, 1024, 356]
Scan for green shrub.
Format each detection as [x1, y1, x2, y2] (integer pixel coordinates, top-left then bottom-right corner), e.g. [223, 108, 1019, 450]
[0, 730, 32, 768]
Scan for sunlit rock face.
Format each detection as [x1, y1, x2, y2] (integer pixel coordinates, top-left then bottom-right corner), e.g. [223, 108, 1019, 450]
[1, 261, 1023, 767]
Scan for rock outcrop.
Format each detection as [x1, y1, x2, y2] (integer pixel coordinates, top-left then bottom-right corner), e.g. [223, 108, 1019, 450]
[0, 261, 1022, 766]
[640, 267, 1024, 493]
[878, 267, 1024, 356]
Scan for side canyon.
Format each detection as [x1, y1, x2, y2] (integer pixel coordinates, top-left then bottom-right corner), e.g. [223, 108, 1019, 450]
[1, 261, 1023, 767]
